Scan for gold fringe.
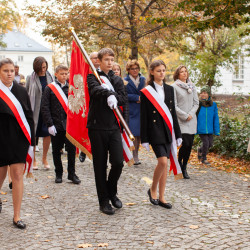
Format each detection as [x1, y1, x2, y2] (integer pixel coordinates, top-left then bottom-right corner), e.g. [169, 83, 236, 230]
[26, 172, 33, 178]
[174, 173, 183, 180]
[129, 146, 135, 151]
[66, 132, 92, 160]
[126, 158, 134, 167]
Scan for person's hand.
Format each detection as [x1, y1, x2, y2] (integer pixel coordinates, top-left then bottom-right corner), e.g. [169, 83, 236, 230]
[48, 125, 57, 136]
[186, 115, 192, 121]
[142, 143, 150, 152]
[107, 95, 118, 109]
[176, 138, 182, 147]
[101, 84, 111, 90]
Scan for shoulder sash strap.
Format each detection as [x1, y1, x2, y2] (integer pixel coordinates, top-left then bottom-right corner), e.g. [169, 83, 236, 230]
[48, 82, 68, 113]
[0, 81, 31, 144]
[141, 85, 182, 179]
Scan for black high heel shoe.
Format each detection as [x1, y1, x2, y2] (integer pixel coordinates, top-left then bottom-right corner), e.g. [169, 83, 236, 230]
[13, 219, 26, 229]
[147, 189, 159, 205]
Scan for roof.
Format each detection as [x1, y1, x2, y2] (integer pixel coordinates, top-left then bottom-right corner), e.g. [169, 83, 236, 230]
[0, 29, 53, 52]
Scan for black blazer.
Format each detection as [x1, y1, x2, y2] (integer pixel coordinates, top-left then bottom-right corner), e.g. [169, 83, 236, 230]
[140, 82, 181, 145]
[87, 70, 127, 130]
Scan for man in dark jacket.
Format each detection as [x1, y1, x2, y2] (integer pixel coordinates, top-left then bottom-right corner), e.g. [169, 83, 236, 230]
[87, 48, 127, 215]
[41, 65, 81, 184]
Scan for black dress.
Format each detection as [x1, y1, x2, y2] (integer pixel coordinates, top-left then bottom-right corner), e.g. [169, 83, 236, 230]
[0, 82, 35, 167]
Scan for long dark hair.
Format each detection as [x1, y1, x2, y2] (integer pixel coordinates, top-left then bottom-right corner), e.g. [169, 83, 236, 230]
[146, 60, 166, 86]
[173, 65, 189, 81]
[33, 56, 48, 74]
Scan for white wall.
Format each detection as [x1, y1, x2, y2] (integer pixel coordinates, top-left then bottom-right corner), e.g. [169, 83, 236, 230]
[0, 51, 53, 78]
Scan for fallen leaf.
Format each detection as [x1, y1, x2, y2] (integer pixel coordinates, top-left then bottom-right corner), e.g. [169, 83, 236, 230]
[47, 176, 53, 179]
[77, 243, 93, 248]
[189, 225, 199, 229]
[125, 203, 137, 206]
[146, 241, 154, 244]
[40, 195, 50, 199]
[0, 191, 7, 195]
[98, 243, 108, 247]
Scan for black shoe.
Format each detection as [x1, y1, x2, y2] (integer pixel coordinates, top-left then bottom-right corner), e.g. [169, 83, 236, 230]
[100, 202, 115, 215]
[0, 198, 2, 213]
[110, 195, 122, 208]
[55, 176, 62, 183]
[159, 200, 172, 209]
[9, 182, 12, 190]
[13, 219, 26, 229]
[79, 152, 86, 163]
[68, 175, 81, 184]
[181, 164, 190, 179]
[147, 189, 159, 205]
[134, 161, 141, 166]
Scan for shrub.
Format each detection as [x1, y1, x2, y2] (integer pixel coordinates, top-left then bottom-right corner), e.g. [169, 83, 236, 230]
[194, 113, 250, 161]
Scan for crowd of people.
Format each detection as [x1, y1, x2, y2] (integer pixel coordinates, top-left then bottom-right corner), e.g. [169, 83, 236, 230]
[0, 48, 220, 229]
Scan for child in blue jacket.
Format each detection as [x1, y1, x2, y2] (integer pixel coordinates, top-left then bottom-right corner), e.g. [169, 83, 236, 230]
[197, 87, 220, 165]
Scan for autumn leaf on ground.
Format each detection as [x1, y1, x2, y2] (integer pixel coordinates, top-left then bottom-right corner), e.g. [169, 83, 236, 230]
[47, 176, 53, 179]
[189, 225, 199, 229]
[77, 243, 93, 248]
[40, 195, 50, 199]
[146, 241, 154, 244]
[125, 202, 137, 206]
[98, 243, 109, 247]
[0, 191, 7, 195]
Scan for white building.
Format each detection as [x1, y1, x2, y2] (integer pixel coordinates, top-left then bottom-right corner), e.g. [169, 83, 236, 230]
[215, 55, 250, 95]
[0, 29, 53, 78]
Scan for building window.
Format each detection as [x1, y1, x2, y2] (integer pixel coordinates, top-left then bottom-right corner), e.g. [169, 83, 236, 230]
[233, 56, 244, 80]
[18, 56, 24, 62]
[0, 55, 5, 59]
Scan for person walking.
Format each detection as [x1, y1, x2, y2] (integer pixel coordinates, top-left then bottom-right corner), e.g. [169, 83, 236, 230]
[87, 48, 127, 215]
[124, 60, 145, 165]
[0, 58, 35, 229]
[197, 86, 220, 165]
[172, 65, 199, 179]
[141, 60, 182, 209]
[26, 56, 53, 170]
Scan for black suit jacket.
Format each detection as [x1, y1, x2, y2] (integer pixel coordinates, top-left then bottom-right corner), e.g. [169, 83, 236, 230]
[140, 82, 181, 145]
[87, 70, 127, 130]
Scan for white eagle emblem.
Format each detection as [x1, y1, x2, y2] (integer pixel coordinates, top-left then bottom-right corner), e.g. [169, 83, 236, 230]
[68, 74, 86, 118]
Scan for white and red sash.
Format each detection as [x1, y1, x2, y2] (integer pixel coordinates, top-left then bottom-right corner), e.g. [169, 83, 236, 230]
[48, 82, 68, 113]
[0, 81, 33, 176]
[100, 76, 134, 166]
[141, 85, 182, 179]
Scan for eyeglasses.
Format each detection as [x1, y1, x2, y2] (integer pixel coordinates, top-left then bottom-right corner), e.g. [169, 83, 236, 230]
[129, 67, 139, 71]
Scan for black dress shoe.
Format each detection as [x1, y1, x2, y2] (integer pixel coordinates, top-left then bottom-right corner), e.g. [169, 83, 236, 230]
[159, 200, 172, 209]
[79, 152, 86, 163]
[182, 170, 190, 179]
[9, 182, 12, 189]
[100, 202, 115, 215]
[110, 195, 122, 208]
[13, 219, 26, 229]
[0, 198, 2, 213]
[134, 161, 141, 166]
[55, 176, 62, 183]
[147, 189, 159, 205]
[68, 175, 81, 184]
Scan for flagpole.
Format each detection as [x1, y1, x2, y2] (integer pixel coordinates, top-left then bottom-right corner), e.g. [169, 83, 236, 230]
[69, 27, 135, 141]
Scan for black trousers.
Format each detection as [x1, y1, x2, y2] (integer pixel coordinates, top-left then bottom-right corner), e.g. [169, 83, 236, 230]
[51, 131, 76, 177]
[199, 134, 213, 160]
[88, 129, 124, 206]
[178, 133, 195, 167]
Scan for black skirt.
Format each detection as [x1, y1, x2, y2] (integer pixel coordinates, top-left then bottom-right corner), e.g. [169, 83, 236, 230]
[0, 113, 29, 167]
[151, 143, 171, 159]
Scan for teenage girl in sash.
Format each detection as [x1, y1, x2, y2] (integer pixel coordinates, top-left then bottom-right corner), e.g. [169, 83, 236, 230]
[140, 60, 182, 209]
[0, 58, 35, 229]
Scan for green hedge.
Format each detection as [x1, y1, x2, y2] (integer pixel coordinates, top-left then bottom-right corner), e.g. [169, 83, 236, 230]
[193, 114, 250, 161]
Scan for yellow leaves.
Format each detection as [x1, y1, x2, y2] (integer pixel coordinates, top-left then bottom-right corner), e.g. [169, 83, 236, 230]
[98, 243, 108, 247]
[40, 195, 50, 199]
[0, 191, 7, 195]
[189, 225, 199, 229]
[125, 202, 137, 206]
[77, 243, 93, 248]
[146, 241, 154, 244]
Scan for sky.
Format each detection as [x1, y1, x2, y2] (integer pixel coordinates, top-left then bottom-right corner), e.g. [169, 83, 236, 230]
[14, 0, 50, 48]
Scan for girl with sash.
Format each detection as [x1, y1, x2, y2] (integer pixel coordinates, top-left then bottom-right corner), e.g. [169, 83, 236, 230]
[141, 60, 182, 209]
[0, 58, 35, 229]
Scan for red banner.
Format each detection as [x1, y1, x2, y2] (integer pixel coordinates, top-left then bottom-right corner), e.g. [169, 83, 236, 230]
[66, 40, 92, 159]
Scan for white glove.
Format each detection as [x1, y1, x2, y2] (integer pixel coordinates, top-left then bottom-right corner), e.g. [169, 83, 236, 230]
[101, 84, 111, 90]
[176, 138, 182, 147]
[107, 95, 118, 109]
[48, 125, 57, 136]
[142, 143, 150, 152]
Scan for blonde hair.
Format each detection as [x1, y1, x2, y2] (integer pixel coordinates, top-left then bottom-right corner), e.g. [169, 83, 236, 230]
[126, 60, 140, 72]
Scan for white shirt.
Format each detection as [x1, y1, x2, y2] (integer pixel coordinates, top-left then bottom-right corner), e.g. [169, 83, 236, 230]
[154, 82, 165, 101]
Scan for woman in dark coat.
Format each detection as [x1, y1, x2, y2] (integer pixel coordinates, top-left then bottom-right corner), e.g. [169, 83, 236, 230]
[124, 60, 145, 165]
[141, 60, 182, 209]
[0, 58, 35, 229]
[26, 57, 53, 169]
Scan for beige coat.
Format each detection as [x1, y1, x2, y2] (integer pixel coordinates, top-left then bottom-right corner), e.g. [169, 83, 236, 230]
[172, 81, 199, 134]
[26, 71, 53, 131]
